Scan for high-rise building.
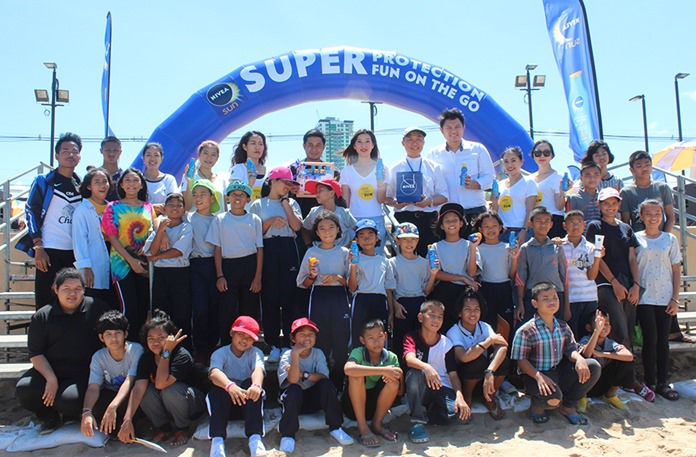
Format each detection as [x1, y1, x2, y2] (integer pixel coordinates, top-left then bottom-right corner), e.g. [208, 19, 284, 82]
[317, 117, 353, 171]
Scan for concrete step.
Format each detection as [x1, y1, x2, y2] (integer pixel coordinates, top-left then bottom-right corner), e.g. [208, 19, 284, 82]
[10, 274, 34, 282]
[0, 311, 34, 321]
[0, 292, 34, 301]
[678, 311, 696, 325]
[0, 363, 31, 379]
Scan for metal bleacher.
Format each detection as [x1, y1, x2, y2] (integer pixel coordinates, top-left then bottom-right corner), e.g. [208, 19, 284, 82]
[0, 161, 694, 379]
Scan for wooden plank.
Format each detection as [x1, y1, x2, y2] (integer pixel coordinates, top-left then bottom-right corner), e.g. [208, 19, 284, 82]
[0, 335, 27, 348]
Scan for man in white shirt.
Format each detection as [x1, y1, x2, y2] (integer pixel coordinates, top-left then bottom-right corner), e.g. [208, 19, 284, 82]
[386, 127, 448, 256]
[426, 108, 495, 232]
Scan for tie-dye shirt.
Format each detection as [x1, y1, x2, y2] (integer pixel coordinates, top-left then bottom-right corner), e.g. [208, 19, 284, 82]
[102, 201, 155, 282]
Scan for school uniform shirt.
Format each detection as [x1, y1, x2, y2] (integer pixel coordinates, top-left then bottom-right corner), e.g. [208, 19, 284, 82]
[586, 220, 638, 287]
[186, 211, 216, 258]
[566, 188, 601, 222]
[386, 156, 448, 212]
[433, 239, 481, 286]
[88, 342, 144, 391]
[561, 236, 598, 302]
[277, 348, 330, 390]
[510, 314, 578, 371]
[577, 335, 624, 368]
[446, 321, 495, 357]
[230, 163, 266, 202]
[180, 170, 228, 215]
[389, 254, 430, 299]
[40, 173, 82, 250]
[302, 205, 357, 248]
[205, 211, 263, 259]
[516, 237, 567, 292]
[426, 141, 495, 209]
[209, 345, 265, 384]
[146, 174, 179, 204]
[136, 346, 195, 385]
[72, 198, 111, 290]
[249, 197, 302, 239]
[477, 242, 512, 283]
[354, 254, 396, 295]
[635, 231, 681, 305]
[620, 182, 674, 231]
[339, 163, 389, 218]
[144, 221, 193, 268]
[534, 171, 564, 216]
[296, 245, 349, 287]
[498, 176, 538, 229]
[403, 331, 456, 389]
[346, 347, 399, 390]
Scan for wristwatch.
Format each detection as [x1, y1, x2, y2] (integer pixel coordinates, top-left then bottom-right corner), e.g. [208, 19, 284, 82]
[161, 350, 171, 359]
[302, 371, 310, 381]
[484, 369, 494, 376]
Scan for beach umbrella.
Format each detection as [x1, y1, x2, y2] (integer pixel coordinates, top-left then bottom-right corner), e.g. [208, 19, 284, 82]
[652, 140, 696, 171]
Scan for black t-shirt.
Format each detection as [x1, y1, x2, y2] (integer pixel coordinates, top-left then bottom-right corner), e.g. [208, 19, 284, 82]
[28, 297, 108, 380]
[136, 346, 194, 386]
[586, 219, 638, 286]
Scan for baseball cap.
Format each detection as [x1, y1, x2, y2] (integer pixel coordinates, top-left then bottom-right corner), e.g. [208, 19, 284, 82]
[438, 202, 465, 222]
[356, 219, 379, 238]
[395, 222, 419, 238]
[598, 187, 622, 202]
[191, 179, 221, 213]
[225, 180, 252, 197]
[230, 316, 260, 341]
[304, 179, 342, 197]
[291, 317, 319, 334]
[403, 126, 427, 138]
[267, 166, 299, 184]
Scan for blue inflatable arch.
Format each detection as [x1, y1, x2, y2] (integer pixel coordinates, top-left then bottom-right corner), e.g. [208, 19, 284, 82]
[131, 46, 535, 178]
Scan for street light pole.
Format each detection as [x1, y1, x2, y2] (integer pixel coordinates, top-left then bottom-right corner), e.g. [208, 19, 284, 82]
[515, 65, 545, 139]
[361, 101, 382, 132]
[675, 73, 689, 142]
[526, 66, 534, 139]
[48, 64, 57, 167]
[629, 94, 648, 152]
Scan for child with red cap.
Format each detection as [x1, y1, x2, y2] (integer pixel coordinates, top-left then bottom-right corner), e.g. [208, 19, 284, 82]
[277, 317, 353, 453]
[207, 316, 266, 457]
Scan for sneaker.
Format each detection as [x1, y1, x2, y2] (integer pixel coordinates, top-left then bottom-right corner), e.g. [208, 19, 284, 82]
[248, 434, 266, 457]
[330, 428, 354, 446]
[409, 423, 429, 444]
[602, 394, 626, 409]
[39, 414, 61, 435]
[210, 437, 226, 457]
[279, 436, 295, 453]
[267, 347, 281, 364]
[577, 396, 587, 413]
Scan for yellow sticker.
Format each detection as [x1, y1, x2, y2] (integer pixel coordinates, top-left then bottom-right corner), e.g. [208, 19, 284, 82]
[359, 183, 375, 200]
[499, 195, 513, 211]
[252, 186, 262, 201]
[536, 190, 543, 205]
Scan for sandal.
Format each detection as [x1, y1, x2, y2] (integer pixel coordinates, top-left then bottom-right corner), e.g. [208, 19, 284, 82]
[637, 385, 656, 402]
[359, 432, 381, 448]
[169, 429, 190, 447]
[655, 384, 680, 401]
[151, 430, 170, 444]
[530, 412, 549, 424]
[371, 426, 397, 442]
[486, 397, 505, 420]
[563, 412, 589, 425]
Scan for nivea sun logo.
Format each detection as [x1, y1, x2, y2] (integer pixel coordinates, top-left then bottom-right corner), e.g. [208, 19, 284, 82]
[207, 83, 240, 106]
[572, 96, 584, 110]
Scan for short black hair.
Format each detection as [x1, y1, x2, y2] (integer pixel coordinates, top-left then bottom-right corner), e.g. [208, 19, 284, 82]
[140, 309, 178, 349]
[584, 309, 610, 330]
[456, 288, 487, 317]
[55, 132, 82, 154]
[54, 267, 84, 289]
[472, 211, 504, 242]
[142, 142, 164, 158]
[101, 136, 121, 148]
[531, 281, 557, 300]
[564, 209, 585, 221]
[629, 150, 652, 168]
[580, 161, 601, 175]
[303, 129, 325, 145]
[439, 108, 465, 128]
[165, 192, 185, 206]
[361, 318, 385, 335]
[96, 310, 129, 334]
[529, 206, 552, 222]
[583, 140, 614, 164]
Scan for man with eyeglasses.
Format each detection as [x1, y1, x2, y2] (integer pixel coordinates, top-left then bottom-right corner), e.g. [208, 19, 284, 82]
[20, 133, 83, 309]
[426, 108, 495, 232]
[386, 127, 448, 256]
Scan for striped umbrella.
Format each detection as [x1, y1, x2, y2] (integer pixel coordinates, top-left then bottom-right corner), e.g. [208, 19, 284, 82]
[653, 140, 696, 171]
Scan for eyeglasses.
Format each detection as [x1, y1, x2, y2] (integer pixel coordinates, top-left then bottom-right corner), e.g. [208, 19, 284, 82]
[533, 150, 553, 157]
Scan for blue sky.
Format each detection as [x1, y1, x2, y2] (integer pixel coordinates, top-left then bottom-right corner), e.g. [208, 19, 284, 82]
[1, 1, 694, 185]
